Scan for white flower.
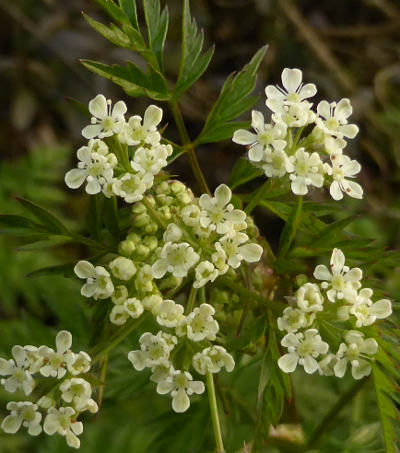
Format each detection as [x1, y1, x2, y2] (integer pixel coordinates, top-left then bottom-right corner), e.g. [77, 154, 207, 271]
[156, 300, 185, 328]
[74, 261, 114, 300]
[296, 283, 324, 313]
[1, 402, 42, 436]
[39, 331, 74, 379]
[44, 407, 83, 449]
[118, 105, 163, 146]
[110, 304, 129, 325]
[65, 140, 117, 194]
[288, 148, 324, 195]
[260, 148, 294, 178]
[124, 297, 144, 319]
[192, 346, 235, 375]
[112, 172, 152, 203]
[349, 289, 392, 327]
[277, 307, 310, 333]
[111, 285, 129, 305]
[82, 94, 127, 139]
[199, 184, 247, 235]
[314, 248, 362, 302]
[128, 331, 174, 371]
[142, 294, 163, 314]
[318, 353, 338, 376]
[216, 232, 263, 269]
[109, 256, 137, 281]
[334, 331, 378, 380]
[193, 261, 219, 288]
[326, 154, 363, 201]
[324, 136, 346, 156]
[316, 98, 359, 139]
[163, 223, 182, 243]
[23, 346, 42, 374]
[156, 370, 205, 413]
[152, 242, 200, 279]
[131, 143, 172, 176]
[278, 329, 329, 374]
[67, 351, 91, 376]
[180, 303, 219, 342]
[265, 68, 317, 127]
[60, 378, 98, 413]
[232, 111, 287, 162]
[150, 364, 174, 384]
[0, 346, 35, 395]
[181, 205, 201, 227]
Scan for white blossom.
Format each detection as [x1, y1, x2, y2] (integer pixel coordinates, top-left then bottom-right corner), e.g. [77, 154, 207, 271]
[163, 223, 182, 243]
[277, 307, 311, 333]
[181, 205, 201, 227]
[232, 111, 287, 162]
[60, 378, 97, 413]
[128, 331, 174, 371]
[216, 232, 263, 269]
[199, 184, 247, 235]
[39, 331, 74, 379]
[131, 143, 172, 176]
[67, 351, 91, 376]
[334, 331, 378, 380]
[111, 285, 129, 305]
[193, 261, 219, 288]
[1, 401, 42, 436]
[156, 300, 185, 328]
[179, 304, 219, 342]
[112, 172, 152, 203]
[192, 346, 235, 375]
[142, 294, 163, 314]
[314, 248, 362, 302]
[118, 105, 162, 146]
[124, 297, 144, 319]
[349, 289, 392, 327]
[109, 256, 137, 281]
[260, 148, 294, 178]
[110, 304, 129, 325]
[74, 261, 114, 300]
[326, 154, 363, 201]
[296, 283, 324, 313]
[278, 329, 329, 374]
[156, 370, 205, 413]
[82, 94, 126, 139]
[318, 353, 338, 377]
[152, 242, 200, 279]
[316, 98, 359, 139]
[0, 346, 35, 395]
[288, 148, 324, 195]
[44, 407, 83, 449]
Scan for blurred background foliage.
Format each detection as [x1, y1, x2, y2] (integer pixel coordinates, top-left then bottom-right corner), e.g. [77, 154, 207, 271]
[0, 0, 400, 451]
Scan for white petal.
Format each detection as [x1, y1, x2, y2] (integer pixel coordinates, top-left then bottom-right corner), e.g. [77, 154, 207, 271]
[281, 68, 302, 93]
[56, 331, 72, 354]
[152, 259, 169, 279]
[239, 243, 263, 263]
[156, 380, 174, 395]
[82, 124, 103, 139]
[172, 388, 190, 413]
[331, 248, 345, 274]
[278, 353, 298, 373]
[214, 184, 231, 207]
[1, 415, 23, 434]
[74, 261, 95, 279]
[333, 358, 347, 377]
[317, 101, 331, 120]
[85, 178, 102, 195]
[313, 264, 331, 281]
[335, 98, 352, 122]
[143, 105, 163, 129]
[345, 267, 362, 282]
[352, 359, 371, 380]
[188, 380, 205, 395]
[66, 430, 81, 449]
[12, 346, 26, 367]
[251, 110, 265, 133]
[0, 358, 13, 375]
[265, 84, 285, 101]
[342, 180, 363, 199]
[330, 180, 343, 200]
[303, 356, 319, 374]
[232, 129, 257, 145]
[340, 124, 359, 139]
[369, 299, 392, 319]
[89, 94, 108, 119]
[360, 338, 378, 355]
[65, 169, 87, 189]
[81, 282, 97, 298]
[298, 83, 317, 100]
[112, 100, 127, 118]
[291, 177, 308, 195]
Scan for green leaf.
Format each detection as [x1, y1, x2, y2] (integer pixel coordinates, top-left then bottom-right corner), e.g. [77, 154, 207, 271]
[81, 59, 170, 101]
[195, 45, 267, 145]
[119, 0, 139, 29]
[143, 0, 169, 69]
[87, 194, 104, 242]
[17, 236, 73, 251]
[26, 262, 76, 278]
[103, 197, 121, 242]
[94, 0, 131, 26]
[228, 157, 263, 190]
[15, 197, 69, 235]
[83, 13, 131, 48]
[174, 0, 214, 99]
[0, 214, 46, 236]
[278, 196, 303, 257]
[312, 215, 357, 248]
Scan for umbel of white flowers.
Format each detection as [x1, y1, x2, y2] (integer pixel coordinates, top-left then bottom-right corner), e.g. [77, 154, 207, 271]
[0, 331, 97, 449]
[233, 68, 363, 201]
[277, 248, 392, 378]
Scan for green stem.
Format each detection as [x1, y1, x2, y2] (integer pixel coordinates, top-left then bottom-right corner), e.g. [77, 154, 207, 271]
[245, 179, 271, 215]
[307, 376, 369, 447]
[142, 197, 168, 230]
[186, 286, 198, 314]
[169, 101, 211, 195]
[206, 372, 225, 453]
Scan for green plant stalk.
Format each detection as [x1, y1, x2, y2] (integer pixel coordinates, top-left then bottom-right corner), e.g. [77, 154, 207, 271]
[186, 285, 198, 314]
[307, 376, 369, 447]
[142, 196, 168, 229]
[169, 101, 211, 195]
[206, 372, 225, 453]
[245, 179, 271, 215]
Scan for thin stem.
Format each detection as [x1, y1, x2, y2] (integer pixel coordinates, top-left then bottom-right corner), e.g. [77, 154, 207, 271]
[245, 179, 271, 215]
[206, 372, 225, 453]
[142, 197, 168, 230]
[97, 353, 109, 410]
[307, 376, 369, 447]
[186, 286, 198, 314]
[169, 101, 211, 195]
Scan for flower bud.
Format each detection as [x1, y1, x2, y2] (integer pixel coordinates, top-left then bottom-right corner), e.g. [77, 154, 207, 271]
[109, 256, 137, 281]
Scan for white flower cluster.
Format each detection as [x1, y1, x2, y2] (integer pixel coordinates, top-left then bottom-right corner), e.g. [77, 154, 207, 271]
[0, 331, 97, 449]
[233, 68, 363, 201]
[65, 95, 172, 203]
[277, 248, 392, 379]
